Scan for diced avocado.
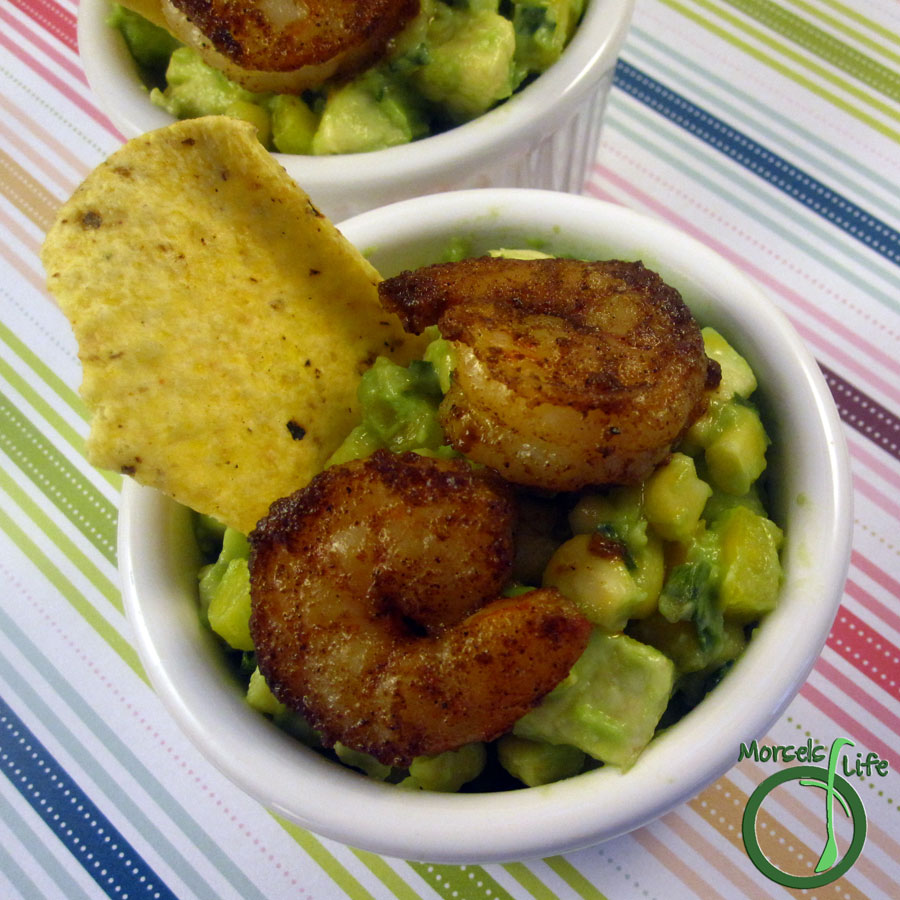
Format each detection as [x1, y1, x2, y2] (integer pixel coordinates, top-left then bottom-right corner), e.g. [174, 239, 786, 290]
[325, 424, 386, 467]
[198, 527, 250, 618]
[334, 743, 393, 780]
[703, 484, 767, 523]
[192, 511, 227, 561]
[358, 356, 445, 451]
[512, 0, 578, 82]
[269, 94, 318, 154]
[416, 8, 516, 121]
[543, 532, 663, 632]
[644, 452, 713, 543]
[325, 354, 448, 465]
[496, 734, 585, 786]
[206, 557, 253, 651]
[408, 742, 487, 791]
[568, 486, 647, 553]
[659, 560, 723, 656]
[246, 667, 286, 716]
[312, 69, 427, 154]
[150, 48, 270, 120]
[715, 506, 783, 622]
[513, 631, 675, 769]
[225, 99, 272, 147]
[423, 336, 457, 394]
[109, 4, 179, 74]
[630, 613, 746, 676]
[702, 327, 757, 401]
[705, 402, 769, 496]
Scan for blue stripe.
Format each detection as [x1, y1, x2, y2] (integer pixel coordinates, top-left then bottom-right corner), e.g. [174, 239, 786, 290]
[0, 694, 179, 900]
[613, 59, 900, 268]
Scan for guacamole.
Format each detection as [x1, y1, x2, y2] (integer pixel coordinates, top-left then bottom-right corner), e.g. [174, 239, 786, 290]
[111, 0, 585, 155]
[194, 259, 783, 792]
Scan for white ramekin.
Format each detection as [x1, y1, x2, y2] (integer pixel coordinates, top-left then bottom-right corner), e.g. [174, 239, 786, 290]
[78, 0, 634, 219]
[118, 188, 852, 863]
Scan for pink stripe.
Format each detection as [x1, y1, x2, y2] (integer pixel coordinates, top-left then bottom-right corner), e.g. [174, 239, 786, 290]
[9, 0, 77, 53]
[852, 550, 900, 602]
[632, 827, 728, 899]
[0, 32, 118, 137]
[827, 606, 900, 703]
[657, 810, 778, 899]
[0, 210, 46, 293]
[802, 667, 900, 772]
[845, 578, 900, 635]
[586, 171, 900, 406]
[853, 471, 900, 522]
[0, 93, 90, 186]
[1, 5, 83, 84]
[848, 430, 900, 492]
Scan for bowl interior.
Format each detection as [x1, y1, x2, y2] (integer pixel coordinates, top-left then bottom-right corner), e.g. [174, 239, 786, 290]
[119, 189, 851, 863]
[78, 0, 635, 212]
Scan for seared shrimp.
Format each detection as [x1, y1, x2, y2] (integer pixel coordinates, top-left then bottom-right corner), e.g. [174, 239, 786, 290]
[378, 257, 718, 491]
[162, 0, 419, 92]
[249, 450, 591, 767]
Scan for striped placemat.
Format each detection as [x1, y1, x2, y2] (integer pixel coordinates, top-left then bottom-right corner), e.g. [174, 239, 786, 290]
[2, 0, 898, 897]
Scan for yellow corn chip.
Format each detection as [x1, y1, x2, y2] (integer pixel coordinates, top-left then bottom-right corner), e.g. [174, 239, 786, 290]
[42, 116, 422, 534]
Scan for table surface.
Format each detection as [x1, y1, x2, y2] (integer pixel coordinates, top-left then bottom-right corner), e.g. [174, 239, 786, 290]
[3, 0, 900, 897]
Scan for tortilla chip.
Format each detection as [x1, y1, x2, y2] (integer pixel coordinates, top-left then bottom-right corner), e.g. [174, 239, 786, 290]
[42, 116, 422, 534]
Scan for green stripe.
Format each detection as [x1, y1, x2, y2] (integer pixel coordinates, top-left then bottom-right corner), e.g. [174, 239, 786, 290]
[659, 0, 900, 143]
[809, 0, 900, 50]
[605, 99, 900, 317]
[544, 858, 608, 900]
[350, 850, 424, 900]
[0, 390, 117, 565]
[628, 23, 900, 208]
[0, 497, 144, 680]
[723, 0, 900, 101]
[271, 814, 377, 900]
[408, 862, 516, 900]
[785, 0, 900, 65]
[0, 318, 119, 490]
[504, 861, 560, 900]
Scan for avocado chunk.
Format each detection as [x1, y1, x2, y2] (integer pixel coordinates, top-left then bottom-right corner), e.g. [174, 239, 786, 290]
[312, 69, 427, 154]
[416, 8, 516, 122]
[513, 631, 675, 769]
[715, 505, 783, 622]
[496, 734, 585, 786]
[151, 48, 271, 121]
[643, 451, 712, 543]
[407, 742, 487, 791]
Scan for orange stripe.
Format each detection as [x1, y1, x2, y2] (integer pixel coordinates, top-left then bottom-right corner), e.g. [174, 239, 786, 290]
[0, 145, 59, 233]
[632, 827, 728, 899]
[0, 93, 88, 189]
[692, 772, 871, 898]
[738, 758, 900, 896]
[657, 808, 779, 899]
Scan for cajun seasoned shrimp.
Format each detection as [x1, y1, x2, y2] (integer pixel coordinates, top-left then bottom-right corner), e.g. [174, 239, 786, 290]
[378, 257, 719, 492]
[249, 449, 591, 767]
[161, 0, 419, 92]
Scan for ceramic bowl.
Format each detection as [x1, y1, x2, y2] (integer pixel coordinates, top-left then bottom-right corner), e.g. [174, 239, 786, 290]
[119, 188, 852, 863]
[78, 0, 635, 220]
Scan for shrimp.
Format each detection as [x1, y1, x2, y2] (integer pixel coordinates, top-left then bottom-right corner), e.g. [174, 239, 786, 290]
[378, 257, 719, 492]
[161, 0, 420, 93]
[249, 449, 591, 767]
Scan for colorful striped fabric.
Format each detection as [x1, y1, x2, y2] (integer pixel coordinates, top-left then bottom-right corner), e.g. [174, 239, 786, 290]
[2, 0, 898, 896]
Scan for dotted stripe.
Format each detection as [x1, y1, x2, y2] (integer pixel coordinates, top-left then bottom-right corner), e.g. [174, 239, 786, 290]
[8, 0, 78, 55]
[0, 695, 178, 900]
[828, 607, 900, 704]
[0, 390, 117, 564]
[613, 60, 900, 267]
[822, 365, 900, 462]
